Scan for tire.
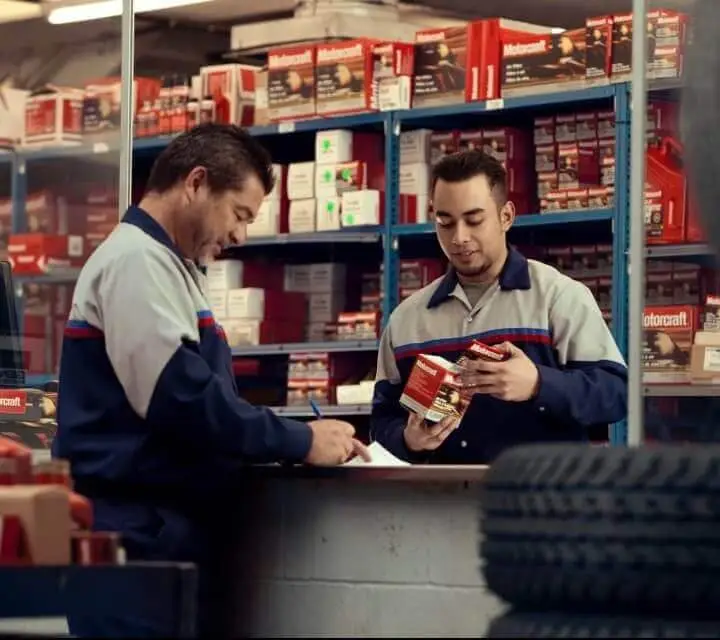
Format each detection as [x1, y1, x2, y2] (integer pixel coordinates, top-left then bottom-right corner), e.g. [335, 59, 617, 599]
[487, 611, 720, 638]
[480, 443, 720, 616]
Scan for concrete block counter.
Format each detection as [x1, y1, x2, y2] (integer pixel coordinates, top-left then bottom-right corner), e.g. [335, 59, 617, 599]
[211, 465, 502, 637]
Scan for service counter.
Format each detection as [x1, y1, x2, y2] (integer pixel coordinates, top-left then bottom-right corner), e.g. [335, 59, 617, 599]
[214, 464, 505, 637]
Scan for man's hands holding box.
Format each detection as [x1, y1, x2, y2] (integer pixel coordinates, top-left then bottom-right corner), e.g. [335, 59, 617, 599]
[400, 340, 541, 453]
[459, 341, 540, 402]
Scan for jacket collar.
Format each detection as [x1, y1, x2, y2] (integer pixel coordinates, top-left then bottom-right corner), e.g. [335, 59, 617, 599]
[122, 205, 192, 267]
[427, 245, 531, 309]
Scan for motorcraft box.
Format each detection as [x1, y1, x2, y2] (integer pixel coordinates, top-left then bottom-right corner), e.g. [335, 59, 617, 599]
[400, 341, 507, 422]
[267, 45, 316, 121]
[642, 304, 697, 384]
[400, 354, 468, 422]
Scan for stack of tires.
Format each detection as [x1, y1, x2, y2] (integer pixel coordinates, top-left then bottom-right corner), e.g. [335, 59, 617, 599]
[480, 444, 720, 638]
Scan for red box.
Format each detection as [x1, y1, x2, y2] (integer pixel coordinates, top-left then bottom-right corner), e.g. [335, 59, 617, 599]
[267, 45, 316, 121]
[586, 16, 613, 81]
[316, 39, 379, 116]
[8, 234, 84, 275]
[400, 354, 467, 422]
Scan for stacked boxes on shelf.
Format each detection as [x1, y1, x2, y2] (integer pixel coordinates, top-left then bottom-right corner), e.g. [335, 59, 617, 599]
[205, 259, 306, 346]
[534, 109, 616, 213]
[0, 438, 123, 566]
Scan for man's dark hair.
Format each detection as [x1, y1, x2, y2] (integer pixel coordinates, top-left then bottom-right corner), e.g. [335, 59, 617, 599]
[145, 123, 275, 195]
[432, 150, 508, 205]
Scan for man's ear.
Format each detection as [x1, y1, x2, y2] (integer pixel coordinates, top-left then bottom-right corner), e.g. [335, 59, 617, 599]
[500, 200, 516, 232]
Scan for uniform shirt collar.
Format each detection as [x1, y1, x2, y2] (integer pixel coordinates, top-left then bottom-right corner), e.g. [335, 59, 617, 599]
[122, 205, 204, 273]
[427, 245, 531, 309]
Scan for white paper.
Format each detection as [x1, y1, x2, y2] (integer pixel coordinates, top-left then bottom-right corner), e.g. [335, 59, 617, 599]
[343, 442, 411, 467]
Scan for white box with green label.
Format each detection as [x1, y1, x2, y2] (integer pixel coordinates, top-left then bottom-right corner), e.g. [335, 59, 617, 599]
[315, 130, 353, 164]
[341, 190, 380, 227]
[316, 196, 342, 232]
[289, 199, 316, 234]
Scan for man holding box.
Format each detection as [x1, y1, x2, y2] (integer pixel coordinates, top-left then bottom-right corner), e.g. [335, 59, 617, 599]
[371, 150, 627, 463]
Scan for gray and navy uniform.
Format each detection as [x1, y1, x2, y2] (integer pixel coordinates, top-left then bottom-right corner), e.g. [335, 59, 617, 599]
[52, 206, 312, 562]
[371, 247, 627, 464]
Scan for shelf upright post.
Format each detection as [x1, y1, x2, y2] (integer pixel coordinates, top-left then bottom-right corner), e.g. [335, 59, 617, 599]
[118, 0, 136, 215]
[381, 113, 400, 327]
[627, 0, 649, 447]
[610, 82, 632, 446]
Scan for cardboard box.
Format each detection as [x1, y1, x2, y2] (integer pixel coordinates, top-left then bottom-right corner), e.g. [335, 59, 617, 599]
[341, 189, 381, 226]
[24, 88, 83, 147]
[502, 28, 587, 95]
[642, 305, 697, 383]
[316, 39, 378, 116]
[430, 131, 458, 164]
[585, 16, 613, 81]
[690, 343, 720, 384]
[400, 129, 432, 164]
[456, 340, 509, 367]
[288, 199, 316, 234]
[287, 162, 315, 200]
[400, 354, 468, 422]
[200, 63, 256, 126]
[267, 46, 316, 121]
[533, 117, 555, 145]
[611, 13, 633, 79]
[8, 234, 84, 275]
[372, 41, 414, 110]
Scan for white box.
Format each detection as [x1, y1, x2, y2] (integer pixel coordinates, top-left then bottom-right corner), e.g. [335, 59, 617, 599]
[315, 130, 353, 164]
[266, 164, 286, 201]
[316, 196, 342, 232]
[289, 199, 316, 234]
[227, 288, 265, 319]
[206, 290, 228, 318]
[400, 129, 432, 164]
[205, 260, 243, 292]
[377, 76, 412, 112]
[287, 162, 315, 200]
[223, 319, 262, 346]
[309, 292, 346, 323]
[284, 264, 312, 292]
[399, 163, 431, 195]
[341, 190, 380, 226]
[309, 263, 346, 294]
[248, 200, 281, 237]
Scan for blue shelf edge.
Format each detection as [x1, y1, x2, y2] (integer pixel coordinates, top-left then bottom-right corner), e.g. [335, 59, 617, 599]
[394, 84, 617, 122]
[229, 227, 382, 247]
[232, 340, 378, 356]
[392, 208, 614, 236]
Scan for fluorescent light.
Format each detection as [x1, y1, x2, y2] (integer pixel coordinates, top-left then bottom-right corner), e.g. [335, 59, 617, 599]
[47, 0, 213, 25]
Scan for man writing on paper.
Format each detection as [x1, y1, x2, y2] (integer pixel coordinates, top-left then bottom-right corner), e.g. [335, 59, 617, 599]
[370, 150, 627, 464]
[53, 124, 369, 637]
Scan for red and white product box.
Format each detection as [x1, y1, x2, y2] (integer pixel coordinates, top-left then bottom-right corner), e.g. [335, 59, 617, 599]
[456, 340, 509, 367]
[672, 266, 702, 305]
[267, 164, 287, 202]
[483, 127, 532, 163]
[72, 531, 124, 566]
[24, 88, 83, 147]
[558, 143, 580, 189]
[611, 13, 633, 79]
[200, 63, 256, 126]
[585, 16, 613, 81]
[642, 305, 697, 383]
[430, 131, 459, 164]
[26, 191, 67, 235]
[415, 19, 550, 105]
[537, 171, 558, 198]
[0, 514, 24, 564]
[83, 77, 159, 134]
[315, 161, 367, 198]
[400, 354, 467, 422]
[502, 28, 587, 95]
[371, 41, 414, 111]
[647, 271, 674, 305]
[337, 312, 379, 340]
[534, 117, 555, 145]
[400, 259, 444, 290]
[8, 234, 84, 275]
[398, 194, 430, 224]
[267, 46, 316, 122]
[399, 164, 430, 196]
[588, 186, 614, 209]
[599, 139, 616, 185]
[647, 9, 688, 80]
[567, 188, 589, 210]
[576, 112, 599, 141]
[571, 245, 597, 272]
[316, 39, 378, 116]
[535, 144, 557, 173]
[400, 129, 432, 164]
[597, 110, 615, 139]
[541, 190, 568, 213]
[555, 115, 577, 143]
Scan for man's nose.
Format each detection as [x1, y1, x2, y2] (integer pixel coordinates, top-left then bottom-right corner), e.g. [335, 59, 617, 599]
[231, 224, 247, 246]
[453, 222, 471, 245]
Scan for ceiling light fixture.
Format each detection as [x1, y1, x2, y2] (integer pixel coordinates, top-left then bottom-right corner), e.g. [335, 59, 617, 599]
[47, 0, 214, 25]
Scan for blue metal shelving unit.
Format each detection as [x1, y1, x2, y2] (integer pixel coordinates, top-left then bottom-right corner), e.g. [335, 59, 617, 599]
[8, 82, 693, 441]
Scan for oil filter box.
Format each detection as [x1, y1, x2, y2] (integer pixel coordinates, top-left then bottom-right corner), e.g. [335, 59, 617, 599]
[400, 341, 508, 422]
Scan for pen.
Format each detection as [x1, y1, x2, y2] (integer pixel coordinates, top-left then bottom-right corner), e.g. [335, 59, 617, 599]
[309, 398, 323, 419]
